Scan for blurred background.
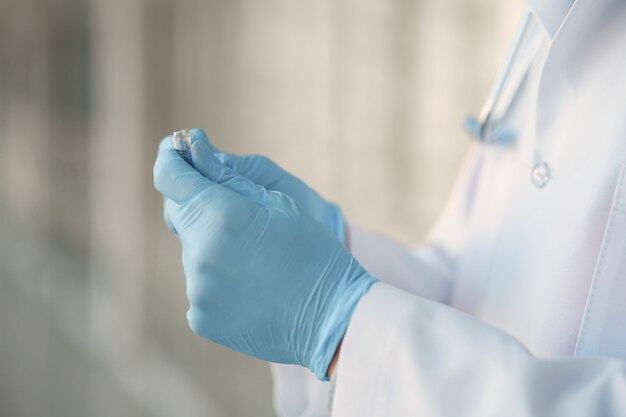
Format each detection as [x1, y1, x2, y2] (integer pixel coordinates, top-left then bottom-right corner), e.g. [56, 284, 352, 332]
[0, 0, 522, 416]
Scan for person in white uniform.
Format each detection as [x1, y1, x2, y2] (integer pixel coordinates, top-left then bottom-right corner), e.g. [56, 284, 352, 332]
[153, 0, 626, 415]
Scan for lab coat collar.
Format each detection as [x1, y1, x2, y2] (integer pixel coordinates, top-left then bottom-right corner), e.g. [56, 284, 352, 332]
[524, 0, 576, 38]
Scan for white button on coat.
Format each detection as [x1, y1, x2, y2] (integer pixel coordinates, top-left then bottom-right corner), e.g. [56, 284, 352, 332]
[531, 161, 551, 187]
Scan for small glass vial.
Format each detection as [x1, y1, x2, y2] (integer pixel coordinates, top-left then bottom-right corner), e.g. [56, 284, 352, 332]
[171, 129, 193, 157]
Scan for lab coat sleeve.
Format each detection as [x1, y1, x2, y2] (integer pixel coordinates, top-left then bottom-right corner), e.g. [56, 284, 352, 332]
[348, 223, 452, 303]
[332, 282, 626, 417]
[271, 223, 455, 417]
[346, 143, 486, 304]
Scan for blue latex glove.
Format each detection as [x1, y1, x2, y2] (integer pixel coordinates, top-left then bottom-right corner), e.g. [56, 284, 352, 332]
[165, 129, 345, 243]
[153, 132, 378, 380]
[215, 152, 346, 244]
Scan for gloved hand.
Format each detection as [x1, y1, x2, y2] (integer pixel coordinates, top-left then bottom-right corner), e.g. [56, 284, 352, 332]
[169, 129, 345, 243]
[153, 131, 378, 380]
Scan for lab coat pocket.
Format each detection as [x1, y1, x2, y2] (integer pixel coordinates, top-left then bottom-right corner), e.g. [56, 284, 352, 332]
[575, 165, 626, 360]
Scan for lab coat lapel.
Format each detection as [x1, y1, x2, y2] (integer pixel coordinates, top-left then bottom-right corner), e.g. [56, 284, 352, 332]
[533, 0, 626, 360]
[533, 0, 618, 142]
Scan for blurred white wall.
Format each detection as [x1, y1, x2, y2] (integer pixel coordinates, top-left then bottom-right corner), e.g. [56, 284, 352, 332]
[0, 0, 521, 416]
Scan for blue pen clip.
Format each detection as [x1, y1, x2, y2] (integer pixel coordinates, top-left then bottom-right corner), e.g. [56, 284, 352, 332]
[463, 116, 516, 145]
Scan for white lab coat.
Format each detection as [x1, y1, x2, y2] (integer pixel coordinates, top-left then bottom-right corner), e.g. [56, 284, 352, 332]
[272, 0, 626, 415]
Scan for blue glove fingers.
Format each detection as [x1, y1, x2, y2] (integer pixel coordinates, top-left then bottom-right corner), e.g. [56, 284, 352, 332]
[157, 128, 217, 162]
[154, 128, 229, 205]
[157, 139, 181, 235]
[216, 152, 346, 244]
[189, 128, 218, 153]
[156, 130, 279, 235]
[190, 140, 230, 182]
[163, 197, 178, 235]
[157, 137, 179, 235]
[153, 144, 213, 205]
[215, 153, 283, 186]
[214, 152, 236, 170]
[191, 139, 279, 208]
[158, 135, 174, 154]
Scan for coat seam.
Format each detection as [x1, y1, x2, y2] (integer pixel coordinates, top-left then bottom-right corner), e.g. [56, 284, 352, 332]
[576, 166, 626, 352]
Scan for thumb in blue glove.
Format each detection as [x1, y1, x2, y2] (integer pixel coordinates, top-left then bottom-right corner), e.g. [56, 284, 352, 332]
[153, 136, 378, 380]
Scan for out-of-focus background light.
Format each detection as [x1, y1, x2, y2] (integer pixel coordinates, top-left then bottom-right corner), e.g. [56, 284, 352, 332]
[0, 1, 521, 416]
